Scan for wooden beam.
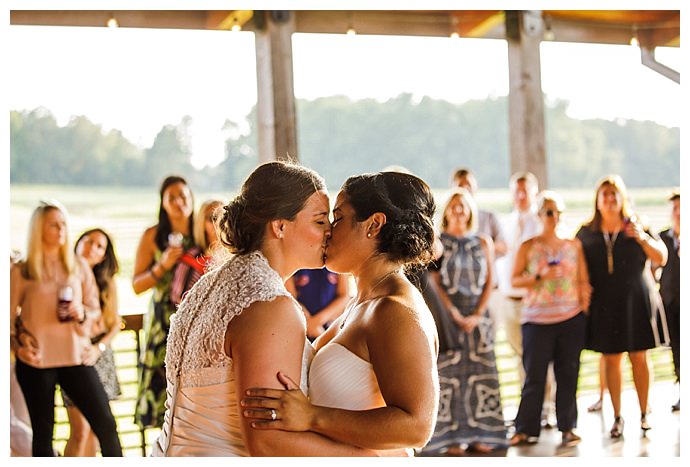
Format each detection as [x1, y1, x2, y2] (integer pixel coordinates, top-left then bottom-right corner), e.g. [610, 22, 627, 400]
[455, 11, 505, 38]
[506, 11, 548, 187]
[10, 10, 211, 30]
[207, 10, 254, 31]
[254, 11, 298, 163]
[294, 10, 455, 37]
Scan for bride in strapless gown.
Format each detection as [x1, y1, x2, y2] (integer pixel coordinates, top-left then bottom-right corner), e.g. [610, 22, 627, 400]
[242, 172, 440, 454]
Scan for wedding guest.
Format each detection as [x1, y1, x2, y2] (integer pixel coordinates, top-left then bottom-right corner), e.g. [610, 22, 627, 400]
[63, 228, 122, 456]
[576, 175, 667, 438]
[494, 172, 542, 382]
[286, 268, 351, 341]
[132, 175, 196, 429]
[10, 200, 122, 456]
[451, 167, 507, 257]
[423, 188, 507, 455]
[509, 191, 590, 447]
[658, 189, 680, 412]
[10, 251, 32, 457]
[194, 199, 224, 261]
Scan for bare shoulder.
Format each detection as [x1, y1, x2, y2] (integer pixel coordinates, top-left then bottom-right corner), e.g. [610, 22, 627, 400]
[364, 285, 438, 361]
[136, 225, 159, 254]
[521, 236, 537, 247]
[478, 233, 494, 250]
[141, 225, 158, 242]
[10, 262, 25, 282]
[367, 284, 435, 337]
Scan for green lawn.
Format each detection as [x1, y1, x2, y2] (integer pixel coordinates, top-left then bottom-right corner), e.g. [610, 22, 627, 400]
[10, 184, 675, 316]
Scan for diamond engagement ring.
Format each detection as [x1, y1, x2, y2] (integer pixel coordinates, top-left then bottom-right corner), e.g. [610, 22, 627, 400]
[271, 409, 277, 421]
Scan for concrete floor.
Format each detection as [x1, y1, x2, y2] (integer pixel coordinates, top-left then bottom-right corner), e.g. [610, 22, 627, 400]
[429, 380, 681, 458]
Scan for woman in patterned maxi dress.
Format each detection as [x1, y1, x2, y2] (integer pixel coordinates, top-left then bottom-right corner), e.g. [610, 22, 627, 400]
[424, 188, 507, 455]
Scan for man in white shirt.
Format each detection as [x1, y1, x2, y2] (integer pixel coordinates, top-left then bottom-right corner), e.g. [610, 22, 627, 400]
[495, 172, 541, 367]
[496, 172, 560, 428]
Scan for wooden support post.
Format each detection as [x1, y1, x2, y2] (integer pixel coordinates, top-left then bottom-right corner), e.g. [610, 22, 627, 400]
[505, 10, 548, 188]
[254, 10, 298, 163]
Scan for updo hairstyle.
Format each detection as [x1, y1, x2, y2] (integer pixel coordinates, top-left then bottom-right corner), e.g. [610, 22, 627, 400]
[218, 161, 326, 255]
[341, 171, 436, 267]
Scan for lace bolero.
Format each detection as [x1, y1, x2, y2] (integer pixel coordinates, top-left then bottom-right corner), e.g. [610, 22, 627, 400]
[164, 250, 291, 388]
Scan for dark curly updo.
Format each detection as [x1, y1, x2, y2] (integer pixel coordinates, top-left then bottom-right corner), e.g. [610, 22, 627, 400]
[341, 171, 436, 268]
[217, 161, 326, 255]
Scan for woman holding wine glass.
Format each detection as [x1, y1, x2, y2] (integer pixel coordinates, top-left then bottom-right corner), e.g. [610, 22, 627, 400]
[10, 200, 122, 456]
[132, 175, 197, 430]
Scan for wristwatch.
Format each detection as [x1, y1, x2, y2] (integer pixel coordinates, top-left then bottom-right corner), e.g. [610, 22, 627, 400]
[98, 342, 107, 353]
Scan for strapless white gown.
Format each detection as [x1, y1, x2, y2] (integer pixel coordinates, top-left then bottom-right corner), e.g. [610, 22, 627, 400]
[309, 343, 413, 457]
[308, 343, 385, 410]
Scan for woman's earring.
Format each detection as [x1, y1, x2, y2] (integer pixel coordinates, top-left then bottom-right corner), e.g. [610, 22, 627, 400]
[367, 233, 372, 238]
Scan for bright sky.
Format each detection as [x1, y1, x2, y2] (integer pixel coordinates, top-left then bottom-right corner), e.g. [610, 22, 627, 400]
[7, 18, 682, 169]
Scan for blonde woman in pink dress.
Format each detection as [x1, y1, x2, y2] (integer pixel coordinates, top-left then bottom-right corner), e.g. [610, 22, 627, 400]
[10, 200, 122, 456]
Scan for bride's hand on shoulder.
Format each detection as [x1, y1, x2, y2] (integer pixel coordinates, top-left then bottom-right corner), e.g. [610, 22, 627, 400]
[241, 371, 316, 432]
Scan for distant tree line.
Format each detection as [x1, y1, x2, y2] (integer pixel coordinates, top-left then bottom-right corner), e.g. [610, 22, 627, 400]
[10, 94, 679, 190]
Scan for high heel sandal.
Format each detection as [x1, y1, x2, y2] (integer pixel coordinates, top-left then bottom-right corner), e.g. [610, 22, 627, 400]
[587, 399, 603, 412]
[640, 413, 651, 432]
[610, 416, 624, 439]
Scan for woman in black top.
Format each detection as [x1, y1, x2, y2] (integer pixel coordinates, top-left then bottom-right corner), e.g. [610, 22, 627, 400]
[576, 175, 667, 438]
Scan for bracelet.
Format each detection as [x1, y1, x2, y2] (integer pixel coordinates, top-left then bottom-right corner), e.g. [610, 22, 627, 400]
[149, 264, 162, 281]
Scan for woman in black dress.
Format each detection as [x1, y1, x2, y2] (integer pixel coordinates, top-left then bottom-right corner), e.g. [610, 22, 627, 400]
[576, 175, 667, 439]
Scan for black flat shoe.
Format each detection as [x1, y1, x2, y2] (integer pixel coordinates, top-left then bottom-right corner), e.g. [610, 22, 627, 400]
[561, 431, 582, 447]
[610, 416, 624, 439]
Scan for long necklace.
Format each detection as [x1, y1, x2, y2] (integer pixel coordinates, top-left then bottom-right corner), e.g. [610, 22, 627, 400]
[602, 230, 619, 274]
[340, 269, 400, 329]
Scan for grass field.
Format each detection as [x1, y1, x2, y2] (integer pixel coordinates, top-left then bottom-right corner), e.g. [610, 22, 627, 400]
[10, 183, 675, 316]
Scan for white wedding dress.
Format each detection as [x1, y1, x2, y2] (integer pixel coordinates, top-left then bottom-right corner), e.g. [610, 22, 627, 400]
[308, 342, 385, 410]
[152, 251, 312, 457]
[152, 251, 394, 456]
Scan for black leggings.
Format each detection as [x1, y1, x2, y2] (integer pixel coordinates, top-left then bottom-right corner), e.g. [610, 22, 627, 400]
[15, 359, 122, 457]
